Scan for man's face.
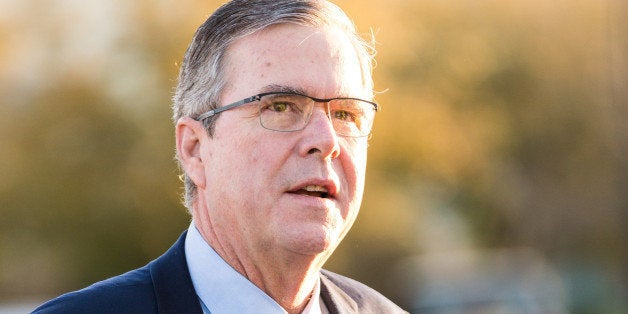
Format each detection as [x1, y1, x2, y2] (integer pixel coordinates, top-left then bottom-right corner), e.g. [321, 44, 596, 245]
[196, 24, 370, 259]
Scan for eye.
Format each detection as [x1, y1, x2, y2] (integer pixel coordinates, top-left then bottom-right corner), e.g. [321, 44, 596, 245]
[269, 102, 291, 112]
[333, 110, 356, 122]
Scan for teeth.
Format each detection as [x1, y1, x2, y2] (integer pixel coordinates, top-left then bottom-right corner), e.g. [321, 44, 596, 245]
[304, 185, 328, 193]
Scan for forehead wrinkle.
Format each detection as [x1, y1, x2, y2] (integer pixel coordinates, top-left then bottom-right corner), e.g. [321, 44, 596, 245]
[227, 25, 366, 100]
[296, 30, 321, 47]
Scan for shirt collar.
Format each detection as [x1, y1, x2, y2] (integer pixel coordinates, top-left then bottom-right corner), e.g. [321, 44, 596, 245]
[185, 221, 326, 314]
[301, 277, 329, 314]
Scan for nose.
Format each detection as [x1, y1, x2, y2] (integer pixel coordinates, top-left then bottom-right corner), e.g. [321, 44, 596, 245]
[298, 103, 340, 159]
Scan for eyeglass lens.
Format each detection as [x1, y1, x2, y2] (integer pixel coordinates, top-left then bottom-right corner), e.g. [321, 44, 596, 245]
[258, 93, 375, 137]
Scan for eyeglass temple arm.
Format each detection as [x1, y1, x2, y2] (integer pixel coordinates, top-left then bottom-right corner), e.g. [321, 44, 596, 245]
[196, 95, 262, 121]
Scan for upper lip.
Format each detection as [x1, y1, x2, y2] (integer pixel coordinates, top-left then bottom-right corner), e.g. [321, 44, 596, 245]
[288, 178, 339, 199]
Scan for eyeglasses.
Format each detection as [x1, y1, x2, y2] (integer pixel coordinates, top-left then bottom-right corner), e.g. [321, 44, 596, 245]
[196, 92, 379, 137]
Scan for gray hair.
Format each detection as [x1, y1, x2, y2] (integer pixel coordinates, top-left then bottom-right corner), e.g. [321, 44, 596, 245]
[172, 0, 376, 211]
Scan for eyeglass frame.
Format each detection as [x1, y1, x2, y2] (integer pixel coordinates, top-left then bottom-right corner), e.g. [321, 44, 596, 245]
[195, 91, 379, 137]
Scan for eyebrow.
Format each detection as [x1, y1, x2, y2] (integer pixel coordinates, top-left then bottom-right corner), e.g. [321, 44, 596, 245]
[257, 84, 361, 101]
[259, 84, 308, 95]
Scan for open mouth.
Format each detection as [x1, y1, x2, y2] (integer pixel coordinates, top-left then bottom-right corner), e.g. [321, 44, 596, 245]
[291, 185, 330, 199]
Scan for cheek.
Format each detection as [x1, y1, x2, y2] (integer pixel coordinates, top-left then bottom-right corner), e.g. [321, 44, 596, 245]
[241, 137, 279, 170]
[344, 141, 368, 179]
[339, 142, 368, 203]
[231, 135, 293, 194]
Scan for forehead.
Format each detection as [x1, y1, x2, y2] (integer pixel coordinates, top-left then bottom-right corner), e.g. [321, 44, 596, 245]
[221, 23, 368, 102]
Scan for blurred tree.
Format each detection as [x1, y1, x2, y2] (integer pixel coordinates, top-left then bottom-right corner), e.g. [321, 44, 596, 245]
[0, 0, 625, 312]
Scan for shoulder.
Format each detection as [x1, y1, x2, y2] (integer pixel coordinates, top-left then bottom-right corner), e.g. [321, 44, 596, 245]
[32, 231, 201, 314]
[320, 269, 408, 313]
[32, 265, 157, 314]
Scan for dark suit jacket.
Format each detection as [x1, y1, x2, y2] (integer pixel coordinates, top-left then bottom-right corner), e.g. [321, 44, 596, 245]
[33, 231, 406, 313]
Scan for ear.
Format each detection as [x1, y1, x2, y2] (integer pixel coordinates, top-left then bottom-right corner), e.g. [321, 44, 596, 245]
[175, 117, 208, 190]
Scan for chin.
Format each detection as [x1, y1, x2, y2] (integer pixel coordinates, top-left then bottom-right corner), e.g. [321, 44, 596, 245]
[286, 225, 341, 256]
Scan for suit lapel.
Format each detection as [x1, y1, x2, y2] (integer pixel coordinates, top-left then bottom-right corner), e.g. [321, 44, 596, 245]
[150, 231, 203, 314]
[320, 273, 358, 314]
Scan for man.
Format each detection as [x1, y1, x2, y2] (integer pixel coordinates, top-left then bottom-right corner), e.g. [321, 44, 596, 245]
[34, 0, 406, 313]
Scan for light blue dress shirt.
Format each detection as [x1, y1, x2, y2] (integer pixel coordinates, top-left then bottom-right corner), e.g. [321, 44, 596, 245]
[184, 222, 326, 314]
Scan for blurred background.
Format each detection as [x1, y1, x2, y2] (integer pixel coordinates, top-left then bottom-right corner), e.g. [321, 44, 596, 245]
[1, 0, 626, 313]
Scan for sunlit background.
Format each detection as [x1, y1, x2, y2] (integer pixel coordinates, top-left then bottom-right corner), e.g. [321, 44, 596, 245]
[1, 0, 626, 313]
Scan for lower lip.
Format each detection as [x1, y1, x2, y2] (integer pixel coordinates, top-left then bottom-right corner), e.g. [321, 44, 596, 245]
[285, 192, 336, 208]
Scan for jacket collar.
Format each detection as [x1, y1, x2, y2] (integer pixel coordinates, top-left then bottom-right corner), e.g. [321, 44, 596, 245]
[149, 231, 203, 314]
[320, 271, 358, 314]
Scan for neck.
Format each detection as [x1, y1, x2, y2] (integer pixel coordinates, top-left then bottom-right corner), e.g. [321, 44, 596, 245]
[193, 208, 327, 313]
[250, 264, 321, 314]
